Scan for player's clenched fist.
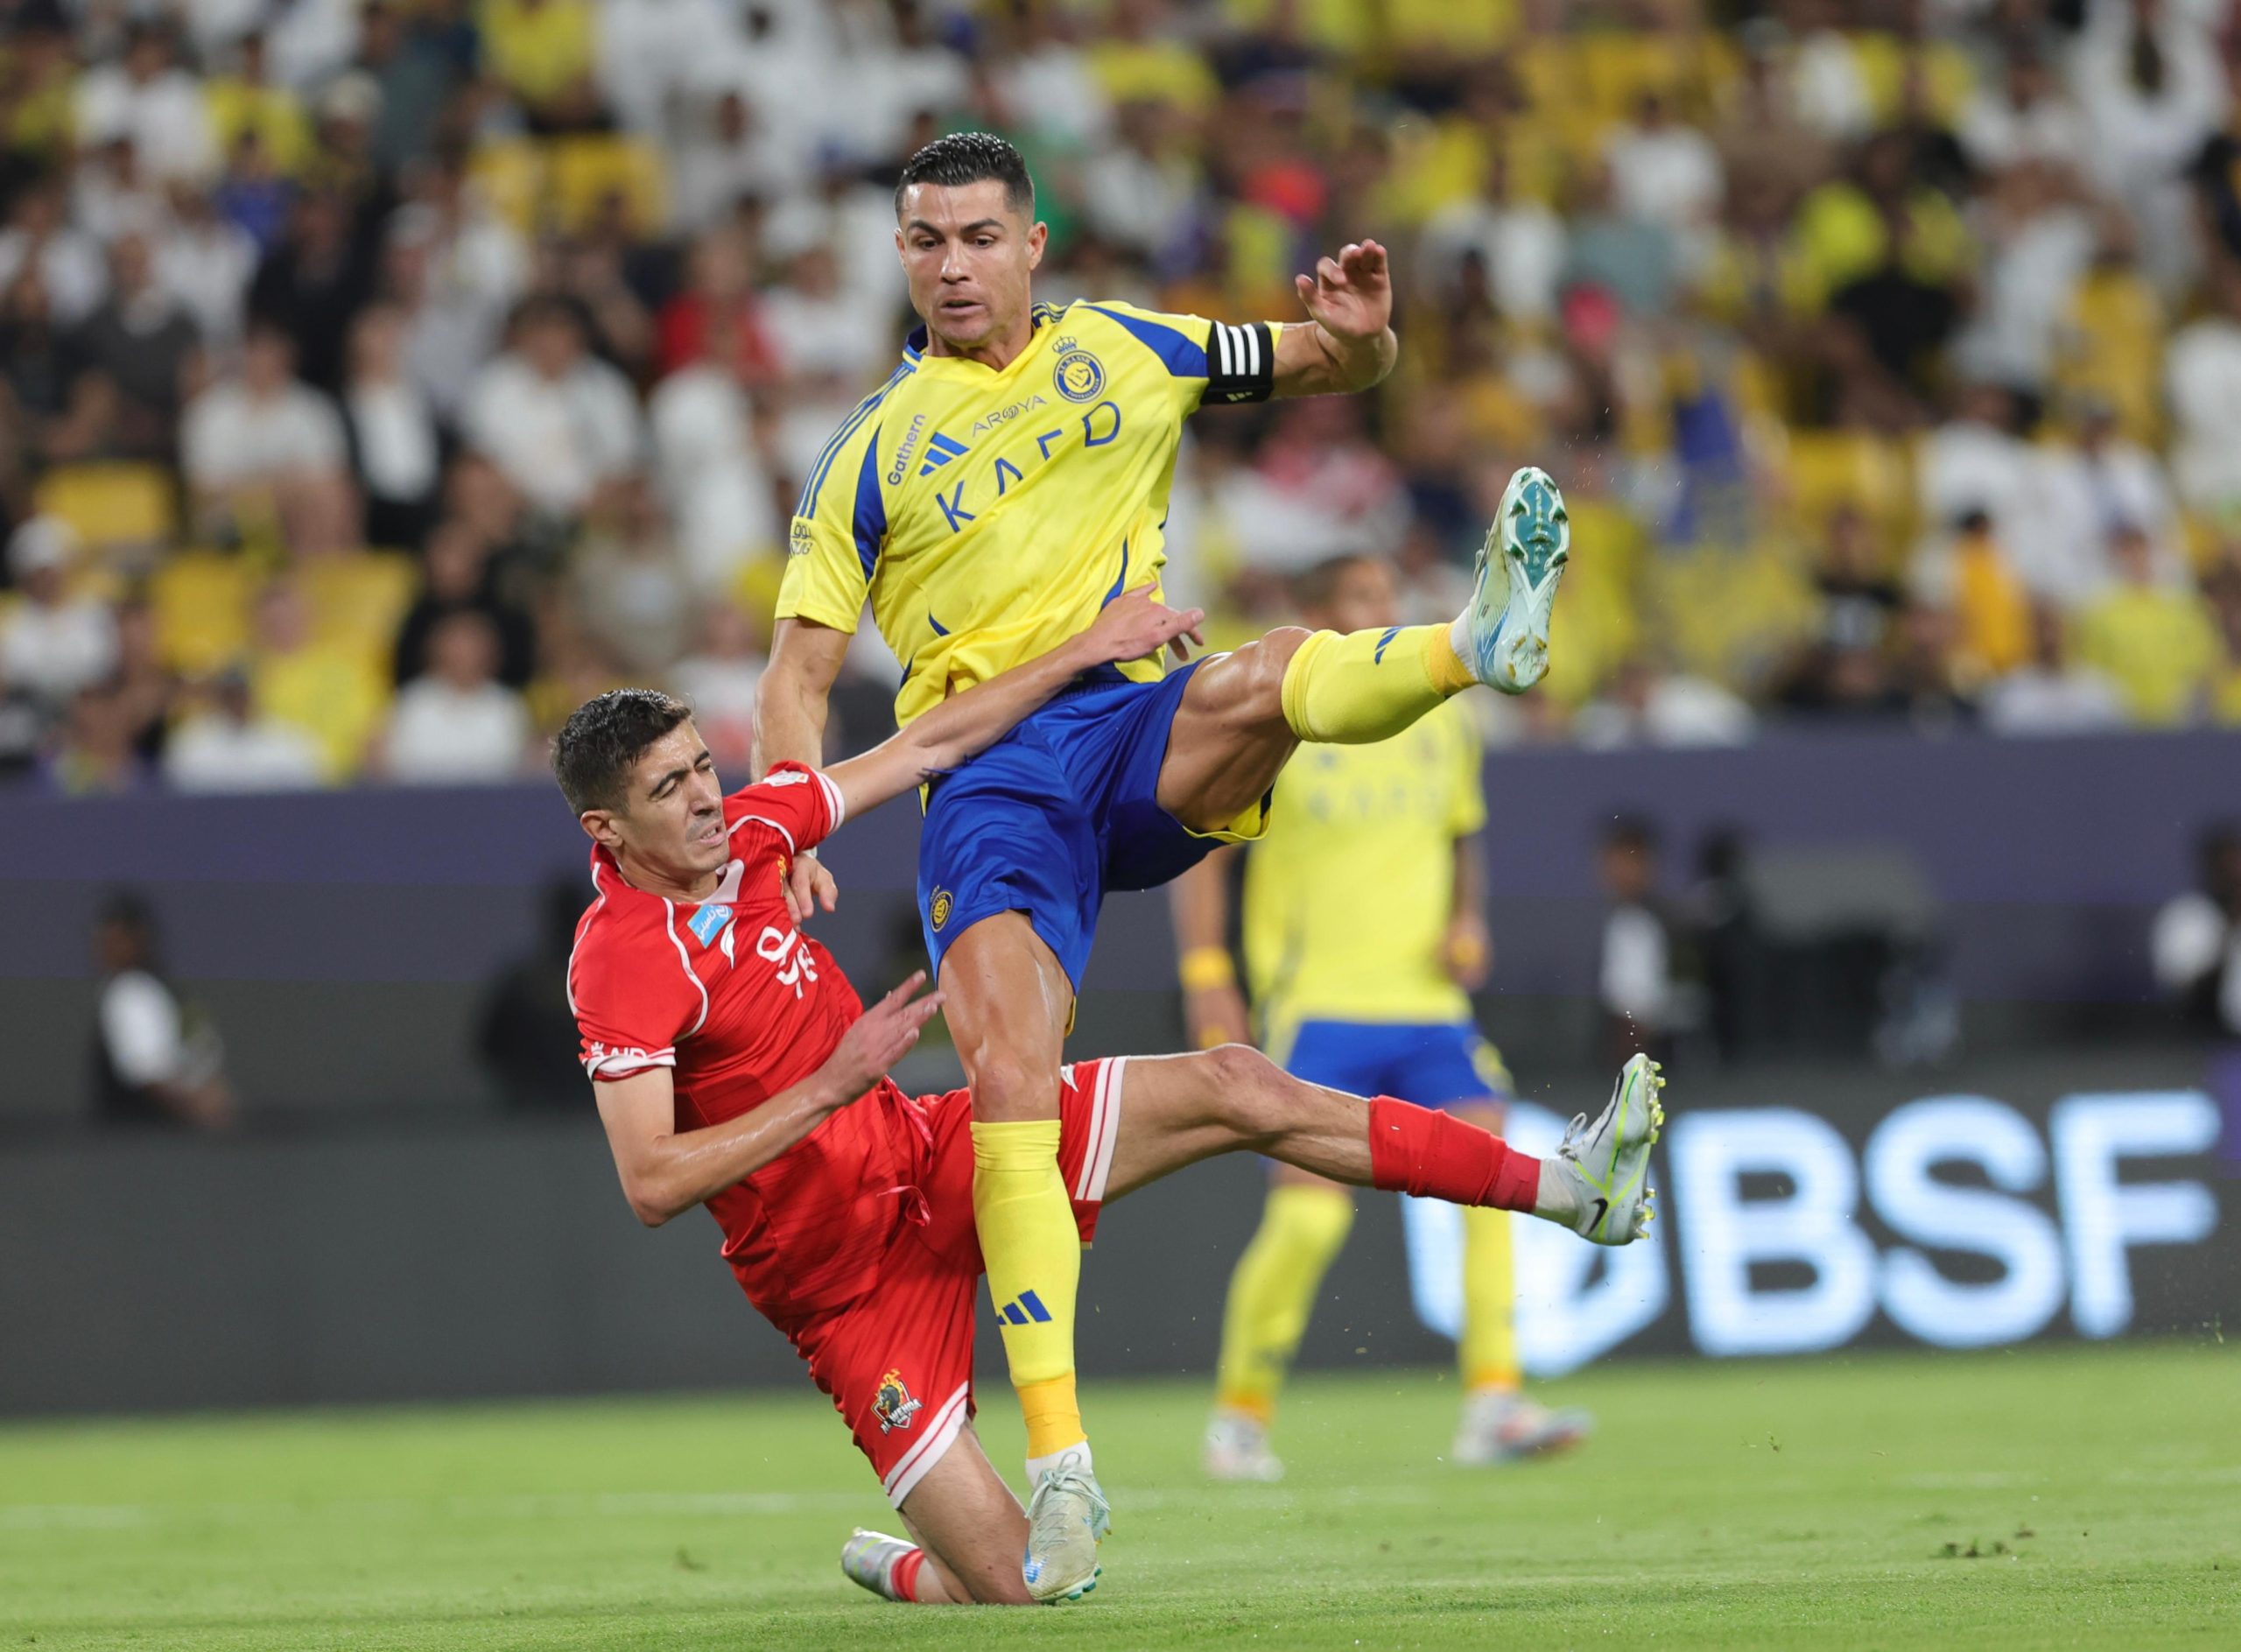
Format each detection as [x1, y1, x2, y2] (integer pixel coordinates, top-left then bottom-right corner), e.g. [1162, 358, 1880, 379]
[820, 970, 945, 1100]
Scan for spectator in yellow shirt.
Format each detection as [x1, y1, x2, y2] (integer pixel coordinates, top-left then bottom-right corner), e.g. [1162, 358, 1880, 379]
[1088, 0, 1221, 118]
[249, 579, 389, 781]
[2073, 528, 2219, 725]
[478, 0, 603, 134]
[203, 32, 313, 177]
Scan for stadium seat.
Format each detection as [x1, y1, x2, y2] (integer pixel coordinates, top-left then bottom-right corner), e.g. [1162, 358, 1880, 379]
[150, 551, 257, 677]
[546, 136, 668, 236]
[32, 463, 178, 553]
[300, 552, 418, 668]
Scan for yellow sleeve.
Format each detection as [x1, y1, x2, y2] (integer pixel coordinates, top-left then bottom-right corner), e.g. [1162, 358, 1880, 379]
[1446, 707, 1487, 838]
[1079, 300, 1282, 411]
[775, 403, 888, 636]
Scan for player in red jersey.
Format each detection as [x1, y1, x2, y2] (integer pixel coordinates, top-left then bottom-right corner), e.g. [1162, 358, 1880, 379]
[558, 590, 1662, 1607]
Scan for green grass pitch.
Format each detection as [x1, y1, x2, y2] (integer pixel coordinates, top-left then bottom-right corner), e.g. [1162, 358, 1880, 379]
[1, 1342, 2232, 1649]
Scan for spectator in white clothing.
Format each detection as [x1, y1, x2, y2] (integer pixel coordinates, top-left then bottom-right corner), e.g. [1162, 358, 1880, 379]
[1959, 50, 2090, 175]
[0, 176, 108, 327]
[760, 241, 892, 384]
[91, 891, 235, 1128]
[671, 601, 764, 773]
[1595, 815, 1697, 1066]
[343, 303, 445, 549]
[179, 320, 356, 552]
[0, 518, 117, 711]
[463, 295, 643, 523]
[1980, 601, 2127, 735]
[380, 610, 532, 784]
[2029, 398, 2186, 604]
[73, 20, 217, 184]
[1420, 146, 1567, 326]
[1574, 657, 1759, 749]
[650, 309, 781, 588]
[1604, 89, 1723, 260]
[2166, 258, 2241, 517]
[163, 669, 325, 792]
[2151, 822, 2241, 1035]
[1083, 99, 1198, 260]
[158, 183, 259, 350]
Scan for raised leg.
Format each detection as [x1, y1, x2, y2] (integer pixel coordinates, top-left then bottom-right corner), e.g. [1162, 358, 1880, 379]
[1156, 619, 1479, 835]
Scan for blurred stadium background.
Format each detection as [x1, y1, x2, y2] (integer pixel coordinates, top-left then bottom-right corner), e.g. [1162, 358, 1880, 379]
[0, 0, 2233, 1644]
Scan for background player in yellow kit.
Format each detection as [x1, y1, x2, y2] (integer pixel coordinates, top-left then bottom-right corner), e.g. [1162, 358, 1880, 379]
[756, 133, 1577, 1600]
[1172, 554, 1591, 1480]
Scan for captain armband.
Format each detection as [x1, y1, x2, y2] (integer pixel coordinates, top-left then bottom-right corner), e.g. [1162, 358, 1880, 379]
[1205, 321, 1277, 404]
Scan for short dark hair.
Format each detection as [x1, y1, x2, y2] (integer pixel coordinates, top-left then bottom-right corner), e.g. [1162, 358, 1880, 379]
[553, 689, 692, 816]
[895, 131, 1035, 219]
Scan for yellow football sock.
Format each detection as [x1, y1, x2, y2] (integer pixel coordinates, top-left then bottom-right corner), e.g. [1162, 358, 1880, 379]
[1279, 624, 1475, 744]
[1212, 1183, 1356, 1421]
[1459, 1203, 1521, 1393]
[971, 1119, 1084, 1458]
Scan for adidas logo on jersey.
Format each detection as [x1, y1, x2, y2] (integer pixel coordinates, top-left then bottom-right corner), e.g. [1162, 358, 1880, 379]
[995, 1290, 1054, 1326]
[918, 432, 969, 476]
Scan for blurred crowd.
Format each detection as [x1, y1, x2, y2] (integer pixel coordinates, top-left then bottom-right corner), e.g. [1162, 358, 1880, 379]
[8, 0, 2241, 794]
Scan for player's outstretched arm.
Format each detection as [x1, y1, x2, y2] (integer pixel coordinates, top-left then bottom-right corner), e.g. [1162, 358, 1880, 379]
[757, 617, 849, 923]
[594, 973, 944, 1226]
[1271, 239, 1398, 398]
[822, 585, 1204, 823]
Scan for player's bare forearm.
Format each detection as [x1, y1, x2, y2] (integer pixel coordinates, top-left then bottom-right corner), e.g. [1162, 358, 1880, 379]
[594, 974, 943, 1225]
[1272, 317, 1397, 397]
[754, 619, 847, 775]
[757, 619, 849, 919]
[1272, 238, 1397, 398]
[595, 1066, 846, 1227]
[826, 586, 1203, 821]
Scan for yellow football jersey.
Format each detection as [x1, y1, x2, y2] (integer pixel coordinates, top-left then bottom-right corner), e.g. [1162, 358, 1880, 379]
[1242, 697, 1486, 1030]
[778, 300, 1280, 728]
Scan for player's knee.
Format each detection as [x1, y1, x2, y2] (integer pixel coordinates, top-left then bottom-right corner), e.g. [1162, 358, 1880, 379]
[1197, 1042, 1289, 1143]
[967, 1571, 1036, 1606]
[963, 1045, 1060, 1121]
[1233, 627, 1310, 723]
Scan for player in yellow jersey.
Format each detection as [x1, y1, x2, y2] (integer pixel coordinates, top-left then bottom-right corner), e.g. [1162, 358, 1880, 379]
[1173, 555, 1593, 1480]
[755, 133, 1578, 1603]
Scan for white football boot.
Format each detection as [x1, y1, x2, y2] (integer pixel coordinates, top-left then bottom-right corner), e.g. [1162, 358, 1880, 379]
[1021, 1449, 1109, 1603]
[1549, 1053, 1664, 1245]
[1203, 1409, 1285, 1482]
[1451, 1390, 1594, 1466]
[1455, 465, 1571, 694]
[839, 1527, 919, 1602]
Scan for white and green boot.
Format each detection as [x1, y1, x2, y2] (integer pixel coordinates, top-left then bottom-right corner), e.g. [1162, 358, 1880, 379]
[1021, 1451, 1109, 1603]
[1550, 1053, 1664, 1245]
[1456, 465, 1570, 694]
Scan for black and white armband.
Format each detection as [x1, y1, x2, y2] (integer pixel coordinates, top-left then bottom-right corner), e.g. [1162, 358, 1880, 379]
[1205, 320, 1277, 404]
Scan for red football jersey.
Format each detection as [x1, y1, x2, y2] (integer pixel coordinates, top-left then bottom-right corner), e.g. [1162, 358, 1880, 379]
[569, 761, 924, 1327]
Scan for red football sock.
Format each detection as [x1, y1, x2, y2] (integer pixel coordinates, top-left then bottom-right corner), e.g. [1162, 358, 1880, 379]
[1367, 1097, 1541, 1213]
[892, 1545, 927, 1603]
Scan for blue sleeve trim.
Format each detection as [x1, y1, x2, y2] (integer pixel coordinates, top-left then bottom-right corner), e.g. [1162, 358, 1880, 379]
[851, 433, 886, 580]
[1085, 304, 1207, 380]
